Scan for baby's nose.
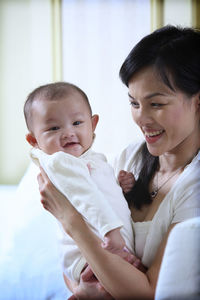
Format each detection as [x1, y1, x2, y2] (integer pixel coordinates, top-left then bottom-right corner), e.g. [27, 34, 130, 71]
[62, 128, 75, 138]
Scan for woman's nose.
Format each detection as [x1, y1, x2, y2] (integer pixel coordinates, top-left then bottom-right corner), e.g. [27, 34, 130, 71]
[132, 106, 153, 127]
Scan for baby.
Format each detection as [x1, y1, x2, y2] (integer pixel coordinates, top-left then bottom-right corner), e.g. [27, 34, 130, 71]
[24, 82, 135, 282]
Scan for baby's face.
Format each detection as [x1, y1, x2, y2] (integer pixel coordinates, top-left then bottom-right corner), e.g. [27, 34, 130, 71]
[30, 93, 98, 157]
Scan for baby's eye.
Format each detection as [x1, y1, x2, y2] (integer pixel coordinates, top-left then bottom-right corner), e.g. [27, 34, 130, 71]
[129, 101, 139, 108]
[49, 126, 60, 131]
[73, 121, 82, 126]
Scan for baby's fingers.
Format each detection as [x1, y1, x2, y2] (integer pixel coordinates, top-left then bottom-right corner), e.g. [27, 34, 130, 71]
[118, 170, 128, 181]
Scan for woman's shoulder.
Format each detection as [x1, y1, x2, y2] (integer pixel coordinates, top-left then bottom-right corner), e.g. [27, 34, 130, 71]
[113, 139, 145, 176]
[176, 149, 200, 187]
[167, 151, 200, 222]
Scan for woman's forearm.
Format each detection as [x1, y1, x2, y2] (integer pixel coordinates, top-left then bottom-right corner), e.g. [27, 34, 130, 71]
[64, 216, 154, 300]
[38, 168, 156, 299]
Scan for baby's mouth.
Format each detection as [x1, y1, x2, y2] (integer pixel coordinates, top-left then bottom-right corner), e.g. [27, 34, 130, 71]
[64, 142, 79, 147]
[66, 142, 77, 146]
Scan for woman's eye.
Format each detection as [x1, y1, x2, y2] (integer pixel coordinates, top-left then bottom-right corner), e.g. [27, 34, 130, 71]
[151, 103, 164, 107]
[73, 121, 82, 126]
[130, 101, 139, 108]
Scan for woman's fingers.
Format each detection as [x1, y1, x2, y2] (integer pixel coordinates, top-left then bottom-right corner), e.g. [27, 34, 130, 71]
[37, 167, 78, 226]
[81, 265, 95, 282]
[37, 167, 55, 197]
[39, 166, 49, 180]
[63, 273, 78, 293]
[67, 295, 77, 300]
[37, 172, 44, 188]
[37, 168, 56, 212]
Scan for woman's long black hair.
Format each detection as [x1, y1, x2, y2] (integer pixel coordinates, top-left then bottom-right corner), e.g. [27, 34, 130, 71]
[119, 25, 200, 210]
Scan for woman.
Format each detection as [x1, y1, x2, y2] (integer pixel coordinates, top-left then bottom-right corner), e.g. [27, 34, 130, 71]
[38, 25, 200, 299]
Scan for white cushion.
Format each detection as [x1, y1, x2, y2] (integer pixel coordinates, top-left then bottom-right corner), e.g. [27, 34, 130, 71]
[155, 217, 200, 300]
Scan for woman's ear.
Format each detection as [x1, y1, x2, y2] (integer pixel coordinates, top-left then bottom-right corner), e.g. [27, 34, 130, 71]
[26, 133, 38, 147]
[193, 92, 200, 112]
[197, 93, 200, 112]
[91, 114, 99, 132]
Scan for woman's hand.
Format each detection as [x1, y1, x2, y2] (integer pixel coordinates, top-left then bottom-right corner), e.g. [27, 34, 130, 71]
[37, 167, 80, 232]
[64, 267, 114, 300]
[64, 253, 147, 299]
[65, 252, 147, 300]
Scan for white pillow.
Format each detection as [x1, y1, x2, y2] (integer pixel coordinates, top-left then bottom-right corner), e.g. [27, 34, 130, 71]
[155, 217, 200, 300]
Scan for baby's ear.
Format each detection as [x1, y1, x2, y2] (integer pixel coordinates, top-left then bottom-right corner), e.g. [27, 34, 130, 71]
[91, 114, 99, 131]
[26, 133, 38, 147]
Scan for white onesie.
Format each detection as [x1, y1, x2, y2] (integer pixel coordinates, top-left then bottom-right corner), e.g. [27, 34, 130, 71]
[31, 148, 134, 282]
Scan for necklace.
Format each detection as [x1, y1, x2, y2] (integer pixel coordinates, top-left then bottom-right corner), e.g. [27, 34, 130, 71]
[150, 166, 184, 199]
[150, 149, 200, 199]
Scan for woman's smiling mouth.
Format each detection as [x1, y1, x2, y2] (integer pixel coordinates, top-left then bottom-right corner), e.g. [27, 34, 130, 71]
[144, 129, 164, 137]
[144, 129, 165, 144]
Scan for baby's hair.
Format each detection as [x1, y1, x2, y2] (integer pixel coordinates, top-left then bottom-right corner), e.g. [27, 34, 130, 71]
[24, 81, 92, 131]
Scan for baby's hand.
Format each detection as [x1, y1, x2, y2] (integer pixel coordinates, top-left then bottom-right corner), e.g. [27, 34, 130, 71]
[118, 170, 135, 194]
[102, 228, 125, 253]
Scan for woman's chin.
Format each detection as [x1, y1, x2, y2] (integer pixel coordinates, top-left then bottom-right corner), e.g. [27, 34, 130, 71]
[146, 143, 164, 157]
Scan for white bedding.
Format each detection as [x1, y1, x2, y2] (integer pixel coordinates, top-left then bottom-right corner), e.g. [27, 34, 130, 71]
[0, 164, 71, 300]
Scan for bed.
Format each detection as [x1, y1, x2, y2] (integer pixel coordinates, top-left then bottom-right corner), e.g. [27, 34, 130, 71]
[0, 164, 71, 300]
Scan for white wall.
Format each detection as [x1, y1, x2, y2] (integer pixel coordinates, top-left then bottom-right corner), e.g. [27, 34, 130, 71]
[163, 0, 192, 26]
[62, 0, 150, 159]
[0, 0, 53, 184]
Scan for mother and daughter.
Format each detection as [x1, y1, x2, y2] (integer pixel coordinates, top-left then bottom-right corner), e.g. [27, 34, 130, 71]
[24, 25, 200, 299]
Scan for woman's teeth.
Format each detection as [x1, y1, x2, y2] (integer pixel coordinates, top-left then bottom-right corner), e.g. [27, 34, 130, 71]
[145, 130, 164, 137]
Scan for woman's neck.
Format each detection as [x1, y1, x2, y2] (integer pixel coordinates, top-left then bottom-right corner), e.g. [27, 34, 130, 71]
[158, 131, 200, 173]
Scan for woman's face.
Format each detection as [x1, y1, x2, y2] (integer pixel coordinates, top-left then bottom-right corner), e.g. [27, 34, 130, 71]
[128, 66, 200, 157]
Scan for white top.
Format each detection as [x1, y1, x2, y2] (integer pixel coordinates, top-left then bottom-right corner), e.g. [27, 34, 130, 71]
[30, 147, 134, 282]
[114, 140, 200, 267]
[133, 221, 151, 258]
